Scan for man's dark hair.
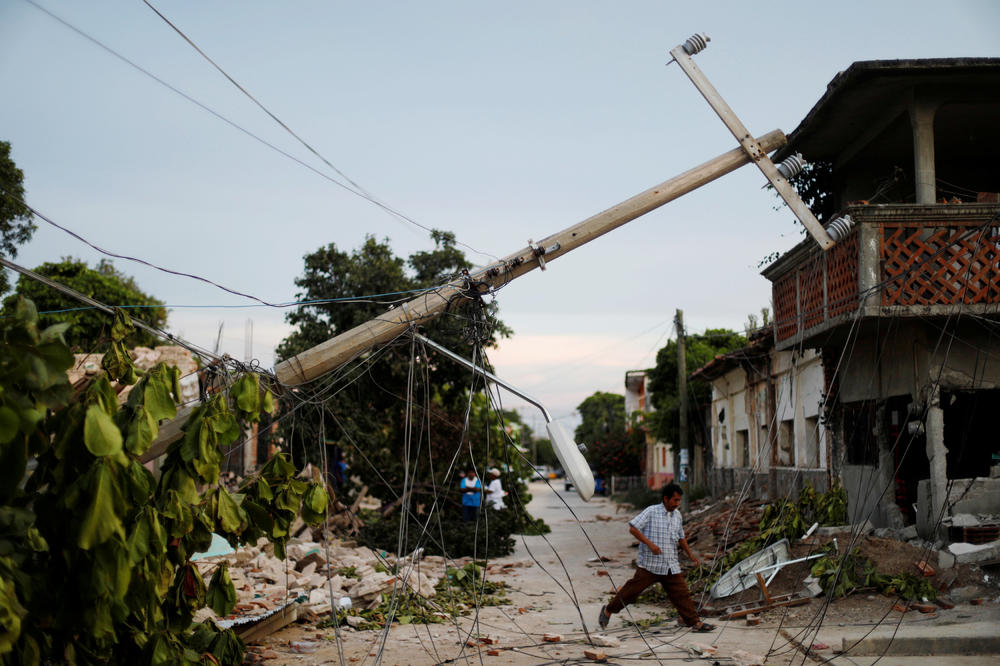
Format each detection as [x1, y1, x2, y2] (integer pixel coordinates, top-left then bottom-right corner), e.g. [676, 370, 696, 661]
[662, 482, 683, 499]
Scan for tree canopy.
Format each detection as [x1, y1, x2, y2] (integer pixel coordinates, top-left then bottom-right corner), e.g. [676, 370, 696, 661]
[3, 258, 167, 351]
[574, 391, 625, 448]
[0, 298, 304, 664]
[275, 231, 540, 557]
[647, 328, 746, 452]
[0, 140, 36, 295]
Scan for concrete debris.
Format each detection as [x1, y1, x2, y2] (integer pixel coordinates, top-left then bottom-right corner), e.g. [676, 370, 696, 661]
[583, 648, 607, 661]
[948, 539, 1000, 564]
[731, 648, 765, 666]
[686, 642, 716, 657]
[951, 513, 982, 528]
[590, 634, 621, 648]
[814, 520, 873, 537]
[802, 576, 823, 598]
[898, 525, 918, 541]
[192, 537, 450, 629]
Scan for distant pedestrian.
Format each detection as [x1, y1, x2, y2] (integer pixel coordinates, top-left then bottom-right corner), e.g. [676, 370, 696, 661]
[485, 468, 506, 510]
[460, 469, 482, 522]
[597, 483, 714, 633]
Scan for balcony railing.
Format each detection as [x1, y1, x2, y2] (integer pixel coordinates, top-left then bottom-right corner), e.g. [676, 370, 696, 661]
[763, 204, 1000, 348]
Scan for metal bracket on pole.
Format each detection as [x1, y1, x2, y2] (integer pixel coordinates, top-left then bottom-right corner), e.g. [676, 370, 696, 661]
[668, 35, 835, 251]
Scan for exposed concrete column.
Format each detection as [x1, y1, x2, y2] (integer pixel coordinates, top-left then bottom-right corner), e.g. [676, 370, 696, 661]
[908, 98, 939, 204]
[924, 385, 949, 536]
[875, 400, 904, 528]
[857, 221, 881, 314]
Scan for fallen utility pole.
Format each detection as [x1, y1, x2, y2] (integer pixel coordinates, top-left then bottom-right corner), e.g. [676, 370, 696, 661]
[275, 129, 787, 386]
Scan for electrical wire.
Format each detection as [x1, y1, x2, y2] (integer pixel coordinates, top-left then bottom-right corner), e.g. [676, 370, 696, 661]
[140, 0, 497, 263]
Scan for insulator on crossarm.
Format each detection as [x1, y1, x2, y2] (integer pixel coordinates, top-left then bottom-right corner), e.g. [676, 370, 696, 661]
[776, 153, 808, 180]
[682, 33, 710, 55]
[825, 215, 854, 242]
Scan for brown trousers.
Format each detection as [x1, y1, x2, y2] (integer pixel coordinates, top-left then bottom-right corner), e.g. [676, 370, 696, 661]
[606, 566, 700, 626]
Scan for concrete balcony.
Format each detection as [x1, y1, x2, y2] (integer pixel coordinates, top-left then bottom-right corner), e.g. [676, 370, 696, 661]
[762, 203, 1000, 350]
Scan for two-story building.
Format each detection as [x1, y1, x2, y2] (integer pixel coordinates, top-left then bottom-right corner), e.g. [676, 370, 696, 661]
[760, 58, 1000, 536]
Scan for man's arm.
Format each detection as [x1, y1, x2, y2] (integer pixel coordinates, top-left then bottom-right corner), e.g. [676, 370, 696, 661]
[629, 525, 661, 555]
[678, 537, 700, 567]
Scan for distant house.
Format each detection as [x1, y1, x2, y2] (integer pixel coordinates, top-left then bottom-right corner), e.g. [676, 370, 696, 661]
[624, 369, 674, 487]
[692, 327, 829, 500]
[760, 58, 1000, 536]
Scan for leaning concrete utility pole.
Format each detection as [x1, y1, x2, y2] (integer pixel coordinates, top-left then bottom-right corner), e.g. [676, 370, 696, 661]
[275, 129, 786, 386]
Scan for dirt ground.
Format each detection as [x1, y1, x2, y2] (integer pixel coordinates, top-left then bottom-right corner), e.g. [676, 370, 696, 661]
[251, 483, 998, 665]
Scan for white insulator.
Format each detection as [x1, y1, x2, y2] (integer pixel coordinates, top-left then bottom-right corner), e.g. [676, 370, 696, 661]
[825, 215, 854, 242]
[776, 153, 807, 180]
[682, 33, 710, 55]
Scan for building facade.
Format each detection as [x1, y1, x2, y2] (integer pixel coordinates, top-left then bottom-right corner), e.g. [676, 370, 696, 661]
[761, 59, 1000, 535]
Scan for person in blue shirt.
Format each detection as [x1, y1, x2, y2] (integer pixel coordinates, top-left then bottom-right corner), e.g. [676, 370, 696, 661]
[459, 468, 483, 522]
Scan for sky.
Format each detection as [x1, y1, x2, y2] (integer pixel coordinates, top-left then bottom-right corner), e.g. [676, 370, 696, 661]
[2, 0, 999, 433]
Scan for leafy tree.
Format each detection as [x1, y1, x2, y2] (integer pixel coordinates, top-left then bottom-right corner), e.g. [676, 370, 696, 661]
[276, 231, 544, 557]
[574, 391, 625, 448]
[0, 141, 36, 295]
[531, 437, 560, 469]
[4, 258, 167, 351]
[646, 328, 746, 454]
[0, 298, 325, 664]
[585, 428, 646, 478]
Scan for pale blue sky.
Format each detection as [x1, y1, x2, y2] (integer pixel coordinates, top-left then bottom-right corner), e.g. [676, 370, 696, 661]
[2, 1, 998, 426]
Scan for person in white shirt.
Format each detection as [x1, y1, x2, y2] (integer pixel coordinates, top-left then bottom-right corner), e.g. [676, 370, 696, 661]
[597, 482, 714, 633]
[485, 468, 505, 510]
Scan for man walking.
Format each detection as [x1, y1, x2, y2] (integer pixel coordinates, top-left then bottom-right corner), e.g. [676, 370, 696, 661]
[597, 483, 714, 632]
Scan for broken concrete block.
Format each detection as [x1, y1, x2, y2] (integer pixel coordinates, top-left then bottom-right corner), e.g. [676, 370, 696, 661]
[951, 513, 980, 527]
[898, 525, 918, 541]
[345, 615, 363, 628]
[937, 549, 956, 569]
[802, 576, 823, 598]
[948, 539, 1000, 564]
[590, 634, 621, 648]
[731, 649, 764, 666]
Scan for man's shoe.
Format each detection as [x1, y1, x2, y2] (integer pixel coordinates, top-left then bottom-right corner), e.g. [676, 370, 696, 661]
[597, 605, 609, 630]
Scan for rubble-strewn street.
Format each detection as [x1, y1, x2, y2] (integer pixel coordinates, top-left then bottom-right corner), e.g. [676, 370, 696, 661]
[190, 482, 1000, 664]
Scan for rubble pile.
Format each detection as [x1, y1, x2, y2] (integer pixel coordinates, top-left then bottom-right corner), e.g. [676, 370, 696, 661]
[684, 497, 766, 563]
[192, 538, 447, 627]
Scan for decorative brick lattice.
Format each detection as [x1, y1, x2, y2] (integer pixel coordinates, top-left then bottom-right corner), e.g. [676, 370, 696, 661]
[827, 233, 860, 317]
[773, 271, 798, 342]
[799, 257, 826, 330]
[881, 223, 1000, 306]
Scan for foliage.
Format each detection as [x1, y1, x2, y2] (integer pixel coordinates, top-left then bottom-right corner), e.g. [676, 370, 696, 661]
[276, 231, 550, 558]
[575, 391, 625, 448]
[0, 141, 36, 296]
[3, 259, 167, 350]
[584, 427, 645, 478]
[810, 547, 936, 601]
[692, 482, 852, 591]
[359, 503, 544, 559]
[771, 160, 836, 227]
[647, 328, 746, 452]
[328, 561, 508, 631]
[0, 297, 326, 665]
[531, 437, 560, 468]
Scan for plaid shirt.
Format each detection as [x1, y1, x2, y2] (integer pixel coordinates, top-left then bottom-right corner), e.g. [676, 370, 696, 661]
[629, 503, 685, 575]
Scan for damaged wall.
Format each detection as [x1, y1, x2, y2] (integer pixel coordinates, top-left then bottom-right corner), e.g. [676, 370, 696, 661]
[828, 319, 1000, 535]
[707, 347, 829, 499]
